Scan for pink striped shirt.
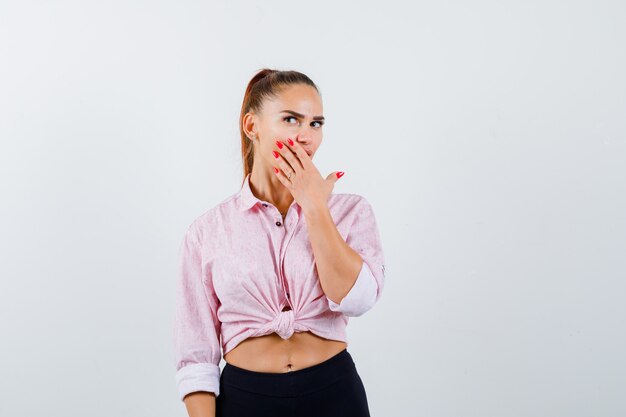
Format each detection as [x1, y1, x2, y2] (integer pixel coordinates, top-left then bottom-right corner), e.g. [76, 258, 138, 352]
[173, 173, 386, 401]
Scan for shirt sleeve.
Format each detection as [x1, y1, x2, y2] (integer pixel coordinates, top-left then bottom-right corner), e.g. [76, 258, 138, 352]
[173, 226, 222, 401]
[326, 196, 386, 317]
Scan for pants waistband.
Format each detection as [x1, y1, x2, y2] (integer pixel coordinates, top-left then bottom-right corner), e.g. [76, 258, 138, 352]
[220, 348, 356, 397]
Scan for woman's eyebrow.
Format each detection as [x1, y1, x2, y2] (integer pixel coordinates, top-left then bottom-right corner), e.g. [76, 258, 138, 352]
[280, 110, 325, 121]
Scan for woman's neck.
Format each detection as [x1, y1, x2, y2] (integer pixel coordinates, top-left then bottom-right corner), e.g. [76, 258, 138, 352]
[249, 169, 294, 214]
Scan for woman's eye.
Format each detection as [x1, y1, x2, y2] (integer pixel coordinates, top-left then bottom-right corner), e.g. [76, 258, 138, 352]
[283, 116, 324, 128]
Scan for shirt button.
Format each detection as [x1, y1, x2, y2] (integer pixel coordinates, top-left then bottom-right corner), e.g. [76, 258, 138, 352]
[276, 221, 282, 226]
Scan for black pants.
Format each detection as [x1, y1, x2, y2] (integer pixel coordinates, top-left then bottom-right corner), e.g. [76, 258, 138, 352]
[216, 348, 371, 417]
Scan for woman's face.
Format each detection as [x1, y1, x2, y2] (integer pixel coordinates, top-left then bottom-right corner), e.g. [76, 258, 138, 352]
[247, 84, 324, 170]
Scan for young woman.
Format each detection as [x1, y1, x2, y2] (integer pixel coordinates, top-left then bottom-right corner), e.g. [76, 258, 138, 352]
[173, 69, 386, 417]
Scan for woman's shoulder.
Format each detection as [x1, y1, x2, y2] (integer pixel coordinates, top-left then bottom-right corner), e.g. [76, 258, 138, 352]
[328, 191, 373, 213]
[182, 193, 240, 242]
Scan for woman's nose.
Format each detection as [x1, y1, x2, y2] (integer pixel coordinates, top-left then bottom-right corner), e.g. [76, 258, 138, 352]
[293, 133, 310, 144]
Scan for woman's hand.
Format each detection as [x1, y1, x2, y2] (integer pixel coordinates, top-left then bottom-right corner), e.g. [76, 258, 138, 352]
[272, 137, 344, 215]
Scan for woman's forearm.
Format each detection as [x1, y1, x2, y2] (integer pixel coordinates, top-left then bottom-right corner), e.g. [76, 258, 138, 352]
[303, 204, 363, 304]
[183, 392, 216, 417]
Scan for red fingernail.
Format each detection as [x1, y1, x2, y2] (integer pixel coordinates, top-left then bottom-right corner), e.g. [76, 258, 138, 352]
[275, 140, 283, 149]
[273, 167, 279, 173]
[272, 151, 279, 158]
[288, 138, 294, 146]
[336, 171, 345, 179]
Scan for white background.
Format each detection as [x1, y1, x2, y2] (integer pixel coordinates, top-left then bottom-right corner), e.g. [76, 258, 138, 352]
[1, 1, 625, 416]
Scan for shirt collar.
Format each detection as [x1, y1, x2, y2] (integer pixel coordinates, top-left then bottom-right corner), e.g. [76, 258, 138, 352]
[238, 173, 260, 212]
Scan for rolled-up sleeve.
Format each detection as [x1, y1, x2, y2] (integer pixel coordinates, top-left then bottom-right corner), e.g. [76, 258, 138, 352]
[327, 196, 386, 317]
[173, 226, 222, 401]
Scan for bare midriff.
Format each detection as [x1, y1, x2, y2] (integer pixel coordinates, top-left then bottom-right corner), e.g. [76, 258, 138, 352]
[223, 306, 347, 373]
